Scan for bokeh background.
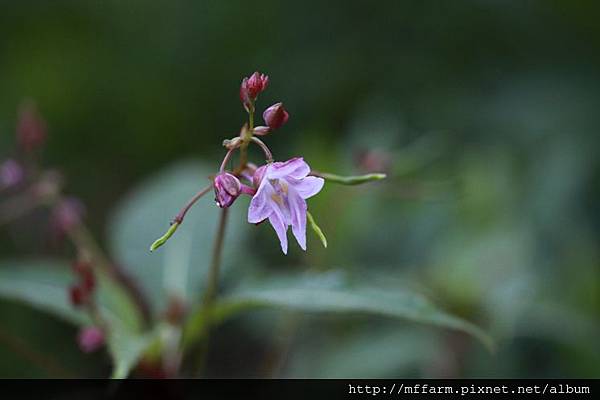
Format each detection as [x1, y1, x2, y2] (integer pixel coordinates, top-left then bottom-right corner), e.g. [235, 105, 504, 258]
[0, 0, 599, 378]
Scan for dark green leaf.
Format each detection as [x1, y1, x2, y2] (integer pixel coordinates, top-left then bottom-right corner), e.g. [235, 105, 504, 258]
[210, 270, 493, 351]
[0, 260, 150, 378]
[107, 160, 251, 315]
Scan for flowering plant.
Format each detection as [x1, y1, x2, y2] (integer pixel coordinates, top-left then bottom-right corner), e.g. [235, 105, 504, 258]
[0, 74, 490, 378]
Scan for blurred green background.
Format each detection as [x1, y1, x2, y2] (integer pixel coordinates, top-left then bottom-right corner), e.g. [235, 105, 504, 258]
[0, 0, 599, 378]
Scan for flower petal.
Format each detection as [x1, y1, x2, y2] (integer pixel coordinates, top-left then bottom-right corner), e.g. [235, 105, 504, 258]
[288, 187, 307, 251]
[288, 176, 324, 199]
[267, 157, 310, 180]
[268, 207, 288, 254]
[248, 180, 273, 223]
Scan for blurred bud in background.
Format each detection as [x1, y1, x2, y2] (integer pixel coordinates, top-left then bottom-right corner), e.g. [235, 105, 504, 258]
[68, 259, 96, 307]
[354, 148, 392, 174]
[77, 326, 105, 353]
[16, 101, 47, 154]
[50, 197, 85, 237]
[0, 159, 24, 189]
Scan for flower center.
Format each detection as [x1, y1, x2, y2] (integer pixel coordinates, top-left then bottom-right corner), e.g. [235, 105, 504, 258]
[269, 179, 288, 205]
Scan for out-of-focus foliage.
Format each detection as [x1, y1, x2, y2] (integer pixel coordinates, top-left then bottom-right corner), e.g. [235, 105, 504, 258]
[1, 0, 599, 378]
[107, 160, 253, 314]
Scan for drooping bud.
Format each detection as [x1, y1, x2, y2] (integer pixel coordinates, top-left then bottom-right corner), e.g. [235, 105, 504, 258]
[16, 101, 47, 153]
[263, 103, 289, 130]
[240, 72, 269, 108]
[77, 326, 105, 353]
[0, 159, 24, 189]
[214, 172, 241, 208]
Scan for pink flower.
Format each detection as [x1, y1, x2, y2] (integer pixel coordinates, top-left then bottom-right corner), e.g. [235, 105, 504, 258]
[263, 102, 289, 130]
[248, 158, 324, 254]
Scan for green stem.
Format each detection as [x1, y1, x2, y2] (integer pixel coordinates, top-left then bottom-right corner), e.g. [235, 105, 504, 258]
[195, 206, 229, 375]
[202, 207, 229, 306]
[238, 103, 254, 171]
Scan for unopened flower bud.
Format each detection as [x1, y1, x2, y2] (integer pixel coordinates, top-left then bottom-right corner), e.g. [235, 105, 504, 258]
[17, 101, 47, 153]
[214, 172, 241, 208]
[245, 72, 269, 99]
[77, 326, 105, 353]
[263, 103, 289, 130]
[253, 126, 270, 136]
[240, 72, 269, 108]
[0, 159, 24, 189]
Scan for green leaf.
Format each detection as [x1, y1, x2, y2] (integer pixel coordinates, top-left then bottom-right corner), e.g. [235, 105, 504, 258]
[307, 211, 327, 248]
[210, 270, 493, 351]
[287, 326, 441, 378]
[0, 259, 87, 325]
[0, 259, 151, 378]
[316, 172, 386, 185]
[109, 331, 156, 379]
[107, 160, 251, 315]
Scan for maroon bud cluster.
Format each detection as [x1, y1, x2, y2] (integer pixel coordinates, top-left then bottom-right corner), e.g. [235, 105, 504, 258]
[68, 260, 96, 307]
[240, 72, 269, 107]
[239, 72, 289, 132]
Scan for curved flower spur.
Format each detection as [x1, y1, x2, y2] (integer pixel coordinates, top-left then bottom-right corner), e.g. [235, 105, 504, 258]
[150, 72, 386, 254]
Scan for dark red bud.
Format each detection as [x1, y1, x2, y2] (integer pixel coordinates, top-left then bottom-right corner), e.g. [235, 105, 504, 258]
[69, 285, 85, 307]
[245, 72, 269, 99]
[263, 103, 289, 130]
[239, 77, 250, 105]
[240, 72, 269, 107]
[82, 269, 96, 293]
